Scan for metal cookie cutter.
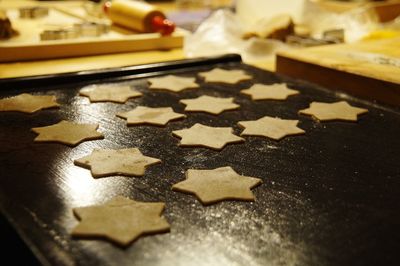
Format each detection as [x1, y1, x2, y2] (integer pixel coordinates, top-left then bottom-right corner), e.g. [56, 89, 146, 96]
[73, 22, 110, 37]
[40, 28, 78, 41]
[19, 7, 49, 19]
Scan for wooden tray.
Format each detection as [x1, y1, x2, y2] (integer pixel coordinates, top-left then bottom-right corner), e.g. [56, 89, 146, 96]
[0, 2, 185, 62]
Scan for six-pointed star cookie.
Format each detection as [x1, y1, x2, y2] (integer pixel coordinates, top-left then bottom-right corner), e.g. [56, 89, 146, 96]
[198, 68, 252, 84]
[32, 120, 103, 146]
[172, 123, 244, 150]
[74, 148, 161, 178]
[238, 116, 305, 140]
[299, 101, 368, 122]
[0, 93, 60, 113]
[241, 83, 299, 100]
[117, 106, 185, 126]
[172, 166, 262, 205]
[72, 196, 170, 246]
[147, 75, 199, 92]
[79, 84, 142, 103]
[180, 95, 239, 115]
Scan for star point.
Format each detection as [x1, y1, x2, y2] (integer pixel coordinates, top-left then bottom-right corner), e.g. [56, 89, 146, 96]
[198, 68, 252, 84]
[147, 75, 199, 92]
[79, 84, 142, 103]
[172, 166, 262, 205]
[299, 101, 368, 121]
[31, 120, 103, 146]
[0, 93, 60, 113]
[238, 116, 305, 140]
[180, 95, 239, 115]
[172, 123, 244, 150]
[74, 148, 161, 178]
[241, 83, 299, 100]
[72, 196, 170, 246]
[117, 106, 185, 126]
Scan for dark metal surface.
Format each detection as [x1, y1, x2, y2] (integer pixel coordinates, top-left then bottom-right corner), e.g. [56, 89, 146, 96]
[0, 56, 400, 266]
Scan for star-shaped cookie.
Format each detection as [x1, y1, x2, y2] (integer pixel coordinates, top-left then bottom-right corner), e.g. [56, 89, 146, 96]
[180, 95, 239, 115]
[299, 101, 368, 122]
[241, 83, 299, 100]
[238, 116, 305, 140]
[198, 68, 252, 84]
[172, 166, 262, 205]
[72, 196, 170, 246]
[74, 148, 161, 178]
[79, 84, 142, 103]
[32, 120, 103, 146]
[147, 75, 199, 92]
[172, 123, 244, 150]
[117, 106, 185, 126]
[0, 93, 60, 113]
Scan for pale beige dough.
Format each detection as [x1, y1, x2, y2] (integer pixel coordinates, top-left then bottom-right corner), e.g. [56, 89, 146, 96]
[79, 84, 142, 103]
[74, 148, 161, 178]
[72, 196, 170, 247]
[238, 116, 305, 140]
[0, 93, 59, 113]
[299, 101, 368, 122]
[172, 123, 244, 150]
[31, 120, 103, 146]
[147, 75, 199, 92]
[117, 106, 185, 126]
[241, 83, 299, 100]
[172, 166, 262, 205]
[198, 68, 252, 84]
[180, 95, 239, 115]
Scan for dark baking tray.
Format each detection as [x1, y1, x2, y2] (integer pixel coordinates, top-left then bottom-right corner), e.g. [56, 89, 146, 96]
[0, 54, 399, 266]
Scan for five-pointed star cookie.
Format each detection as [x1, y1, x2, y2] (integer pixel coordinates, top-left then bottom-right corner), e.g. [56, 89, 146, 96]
[72, 196, 170, 246]
[74, 148, 161, 178]
[238, 116, 305, 140]
[198, 68, 252, 84]
[172, 123, 244, 150]
[32, 120, 103, 146]
[117, 106, 185, 126]
[147, 75, 199, 92]
[0, 93, 60, 113]
[241, 83, 299, 100]
[172, 166, 262, 205]
[299, 101, 368, 122]
[180, 95, 239, 115]
[79, 84, 142, 103]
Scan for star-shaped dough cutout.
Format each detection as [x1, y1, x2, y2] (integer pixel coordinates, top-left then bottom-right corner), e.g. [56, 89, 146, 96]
[172, 166, 262, 205]
[238, 116, 305, 140]
[198, 68, 252, 84]
[32, 120, 103, 146]
[299, 101, 368, 122]
[172, 123, 244, 150]
[180, 95, 239, 115]
[241, 83, 299, 100]
[147, 75, 199, 92]
[0, 93, 60, 113]
[79, 84, 142, 103]
[117, 106, 185, 126]
[74, 148, 161, 178]
[72, 196, 170, 246]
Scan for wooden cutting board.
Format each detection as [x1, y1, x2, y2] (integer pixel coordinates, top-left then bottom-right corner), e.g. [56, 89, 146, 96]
[276, 37, 400, 106]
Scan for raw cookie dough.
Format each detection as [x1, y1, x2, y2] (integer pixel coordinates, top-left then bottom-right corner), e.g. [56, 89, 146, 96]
[117, 106, 185, 126]
[238, 116, 305, 140]
[241, 83, 299, 100]
[32, 120, 103, 146]
[79, 84, 142, 103]
[299, 101, 368, 122]
[198, 68, 252, 84]
[147, 75, 199, 92]
[180, 95, 239, 115]
[74, 148, 161, 178]
[72, 196, 170, 247]
[172, 166, 262, 205]
[172, 123, 244, 150]
[0, 93, 59, 113]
